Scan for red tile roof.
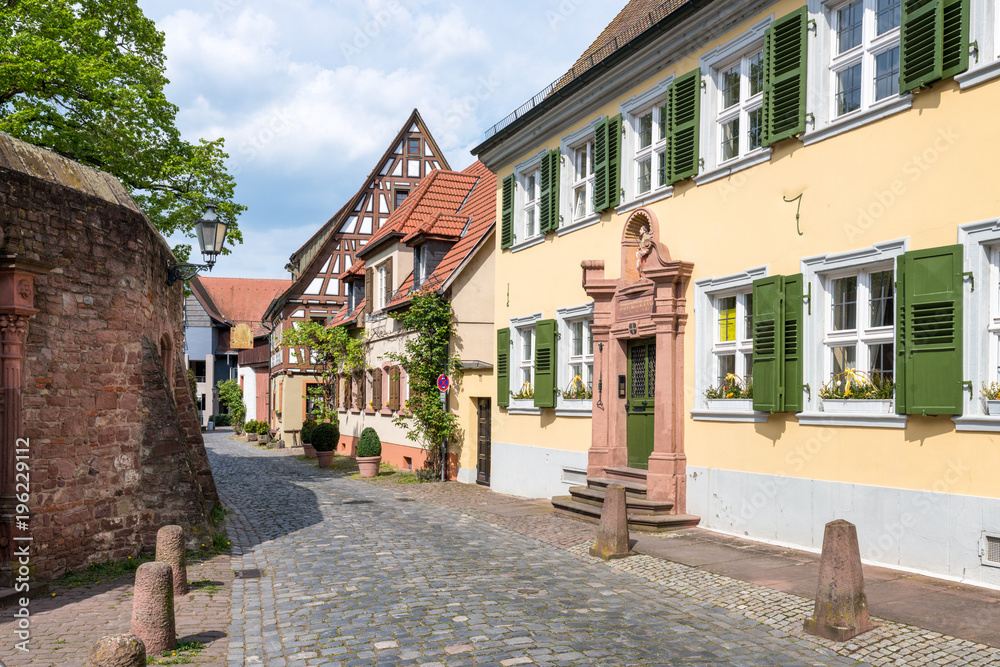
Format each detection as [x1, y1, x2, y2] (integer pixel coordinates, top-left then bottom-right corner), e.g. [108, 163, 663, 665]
[556, 0, 689, 92]
[192, 276, 291, 336]
[385, 160, 495, 309]
[328, 160, 496, 325]
[340, 258, 366, 281]
[355, 168, 481, 261]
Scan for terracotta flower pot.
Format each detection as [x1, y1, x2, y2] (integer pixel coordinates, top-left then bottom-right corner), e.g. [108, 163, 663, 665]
[316, 450, 335, 468]
[357, 456, 381, 478]
[303, 444, 317, 459]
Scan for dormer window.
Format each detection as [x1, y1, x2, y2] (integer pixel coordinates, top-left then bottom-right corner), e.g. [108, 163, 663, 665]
[413, 244, 425, 288]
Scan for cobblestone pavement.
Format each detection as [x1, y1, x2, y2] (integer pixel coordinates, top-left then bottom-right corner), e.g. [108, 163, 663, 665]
[362, 467, 1000, 667]
[213, 434, 860, 666]
[0, 551, 231, 666]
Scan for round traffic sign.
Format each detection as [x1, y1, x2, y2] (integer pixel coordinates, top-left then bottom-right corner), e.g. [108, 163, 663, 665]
[436, 374, 449, 392]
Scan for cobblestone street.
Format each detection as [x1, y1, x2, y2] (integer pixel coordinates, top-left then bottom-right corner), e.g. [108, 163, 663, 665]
[214, 432, 859, 666]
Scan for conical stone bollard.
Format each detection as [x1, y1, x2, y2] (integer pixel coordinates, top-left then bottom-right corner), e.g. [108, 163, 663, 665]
[589, 483, 631, 560]
[155, 525, 188, 596]
[130, 561, 176, 656]
[803, 519, 875, 642]
[86, 634, 146, 667]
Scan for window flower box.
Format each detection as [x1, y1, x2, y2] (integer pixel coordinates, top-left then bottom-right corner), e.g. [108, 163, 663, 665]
[707, 398, 753, 411]
[821, 399, 893, 414]
[987, 400, 1000, 416]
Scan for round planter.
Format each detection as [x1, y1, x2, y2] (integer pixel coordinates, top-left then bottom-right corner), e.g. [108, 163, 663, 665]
[357, 456, 382, 478]
[316, 450, 335, 468]
[303, 443, 317, 459]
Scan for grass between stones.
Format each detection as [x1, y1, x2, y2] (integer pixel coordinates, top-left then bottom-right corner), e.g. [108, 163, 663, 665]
[146, 640, 205, 664]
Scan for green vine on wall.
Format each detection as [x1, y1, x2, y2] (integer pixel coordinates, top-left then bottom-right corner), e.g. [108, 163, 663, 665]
[386, 291, 462, 476]
[281, 321, 367, 424]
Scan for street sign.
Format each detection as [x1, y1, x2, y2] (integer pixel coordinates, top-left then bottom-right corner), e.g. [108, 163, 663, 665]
[436, 374, 449, 392]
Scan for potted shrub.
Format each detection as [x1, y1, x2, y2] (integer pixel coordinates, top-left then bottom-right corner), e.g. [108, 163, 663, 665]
[245, 420, 259, 441]
[312, 422, 339, 468]
[356, 427, 382, 477]
[257, 420, 271, 445]
[301, 419, 318, 458]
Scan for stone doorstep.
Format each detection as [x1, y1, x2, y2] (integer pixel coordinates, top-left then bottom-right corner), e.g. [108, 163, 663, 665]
[585, 476, 649, 498]
[551, 495, 700, 532]
[568, 485, 674, 515]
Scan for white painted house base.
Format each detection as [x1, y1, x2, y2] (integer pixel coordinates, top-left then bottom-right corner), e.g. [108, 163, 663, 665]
[489, 441, 588, 499]
[687, 466, 1000, 589]
[457, 467, 477, 485]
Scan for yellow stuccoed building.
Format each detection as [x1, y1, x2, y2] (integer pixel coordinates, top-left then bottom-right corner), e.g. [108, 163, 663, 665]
[472, 0, 1000, 587]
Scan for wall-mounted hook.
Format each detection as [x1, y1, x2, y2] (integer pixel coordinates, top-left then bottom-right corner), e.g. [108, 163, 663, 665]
[783, 193, 804, 236]
[807, 18, 817, 33]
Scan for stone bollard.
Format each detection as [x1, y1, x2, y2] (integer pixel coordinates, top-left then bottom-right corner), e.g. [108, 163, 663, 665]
[86, 634, 146, 667]
[155, 525, 188, 596]
[130, 561, 176, 656]
[803, 519, 875, 642]
[589, 483, 631, 560]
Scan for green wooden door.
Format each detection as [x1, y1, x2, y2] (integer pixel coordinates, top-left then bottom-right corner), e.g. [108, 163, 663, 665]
[626, 339, 656, 469]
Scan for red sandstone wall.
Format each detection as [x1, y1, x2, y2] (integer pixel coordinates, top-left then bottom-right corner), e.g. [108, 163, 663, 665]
[4, 165, 218, 579]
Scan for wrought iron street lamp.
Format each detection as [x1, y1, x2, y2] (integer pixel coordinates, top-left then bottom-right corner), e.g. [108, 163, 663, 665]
[167, 202, 229, 286]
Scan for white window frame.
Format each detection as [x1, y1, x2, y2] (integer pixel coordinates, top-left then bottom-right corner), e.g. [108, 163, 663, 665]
[800, 238, 909, 427]
[956, 218, 1000, 430]
[697, 17, 773, 185]
[558, 116, 603, 236]
[711, 291, 755, 388]
[508, 312, 543, 414]
[802, 0, 912, 146]
[956, 0, 1000, 88]
[374, 261, 388, 311]
[556, 303, 595, 416]
[511, 150, 546, 252]
[828, 0, 902, 116]
[692, 266, 770, 422]
[617, 75, 673, 213]
[821, 264, 896, 383]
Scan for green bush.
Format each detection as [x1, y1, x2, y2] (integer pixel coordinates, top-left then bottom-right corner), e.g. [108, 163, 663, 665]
[243, 420, 268, 435]
[300, 419, 318, 445]
[357, 427, 382, 458]
[312, 422, 339, 452]
[213, 413, 232, 427]
[256, 420, 270, 435]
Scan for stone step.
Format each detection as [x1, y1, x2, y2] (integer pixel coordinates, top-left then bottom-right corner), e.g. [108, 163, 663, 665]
[551, 496, 700, 533]
[603, 466, 649, 484]
[587, 477, 648, 498]
[568, 485, 674, 515]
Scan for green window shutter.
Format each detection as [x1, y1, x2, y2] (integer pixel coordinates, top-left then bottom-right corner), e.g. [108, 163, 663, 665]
[606, 114, 622, 208]
[497, 328, 510, 408]
[667, 69, 700, 183]
[533, 319, 557, 408]
[896, 244, 964, 415]
[539, 150, 552, 234]
[500, 174, 514, 249]
[538, 149, 560, 233]
[752, 275, 786, 412]
[940, 0, 970, 80]
[782, 274, 804, 413]
[593, 118, 609, 212]
[763, 7, 808, 146]
[900, 0, 943, 92]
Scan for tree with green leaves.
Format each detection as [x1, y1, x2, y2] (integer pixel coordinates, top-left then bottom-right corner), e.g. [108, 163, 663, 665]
[386, 291, 462, 477]
[216, 378, 246, 432]
[0, 0, 245, 255]
[281, 321, 366, 424]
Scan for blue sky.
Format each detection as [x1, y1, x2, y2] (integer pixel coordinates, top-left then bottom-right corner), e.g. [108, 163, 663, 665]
[136, 0, 624, 279]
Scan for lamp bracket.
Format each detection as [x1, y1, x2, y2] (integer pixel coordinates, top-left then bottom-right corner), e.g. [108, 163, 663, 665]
[167, 262, 212, 286]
